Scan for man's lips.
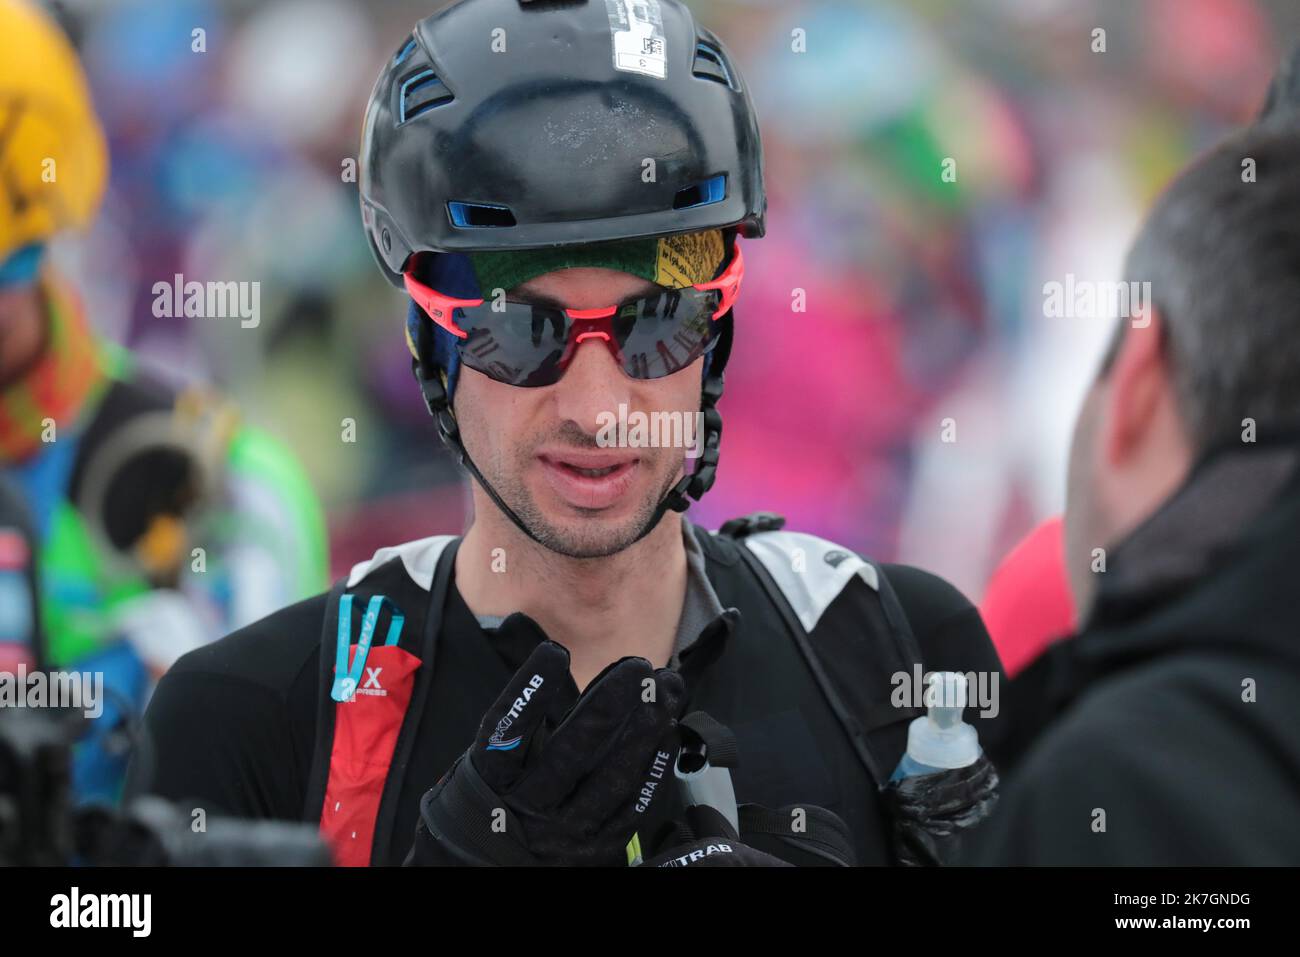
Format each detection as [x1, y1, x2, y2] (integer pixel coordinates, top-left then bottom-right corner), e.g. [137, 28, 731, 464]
[536, 450, 640, 510]
[538, 449, 638, 471]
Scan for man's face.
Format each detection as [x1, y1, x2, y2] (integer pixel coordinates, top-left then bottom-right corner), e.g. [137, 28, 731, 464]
[1063, 318, 1193, 620]
[453, 267, 705, 558]
[1063, 384, 1107, 617]
[0, 282, 46, 388]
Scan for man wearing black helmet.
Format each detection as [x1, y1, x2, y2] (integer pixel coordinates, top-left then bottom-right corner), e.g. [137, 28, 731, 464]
[128, 0, 1005, 867]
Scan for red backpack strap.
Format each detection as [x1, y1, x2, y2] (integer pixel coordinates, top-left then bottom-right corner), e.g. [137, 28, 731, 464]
[302, 539, 459, 866]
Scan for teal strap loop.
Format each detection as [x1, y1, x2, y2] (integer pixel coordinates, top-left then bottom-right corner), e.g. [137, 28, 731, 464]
[331, 594, 405, 702]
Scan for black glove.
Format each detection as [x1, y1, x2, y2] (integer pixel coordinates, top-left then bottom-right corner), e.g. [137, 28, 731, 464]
[881, 754, 1000, 866]
[408, 615, 686, 866]
[641, 805, 792, 867]
[643, 837, 793, 867]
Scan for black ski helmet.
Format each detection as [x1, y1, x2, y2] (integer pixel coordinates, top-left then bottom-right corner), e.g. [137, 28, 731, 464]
[360, 0, 765, 282]
[358, 0, 766, 546]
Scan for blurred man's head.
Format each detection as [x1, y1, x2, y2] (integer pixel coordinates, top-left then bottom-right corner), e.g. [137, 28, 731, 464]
[1065, 122, 1300, 616]
[0, 0, 107, 384]
[0, 0, 106, 262]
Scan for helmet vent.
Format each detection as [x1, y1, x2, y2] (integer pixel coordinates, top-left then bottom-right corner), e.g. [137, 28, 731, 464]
[398, 70, 454, 125]
[394, 37, 418, 66]
[692, 41, 738, 91]
[447, 201, 518, 228]
[673, 174, 727, 210]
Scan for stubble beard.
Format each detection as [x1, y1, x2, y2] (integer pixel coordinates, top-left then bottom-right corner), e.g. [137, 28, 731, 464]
[487, 445, 684, 559]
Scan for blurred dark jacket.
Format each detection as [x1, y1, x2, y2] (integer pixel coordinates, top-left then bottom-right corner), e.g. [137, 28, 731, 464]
[968, 435, 1300, 865]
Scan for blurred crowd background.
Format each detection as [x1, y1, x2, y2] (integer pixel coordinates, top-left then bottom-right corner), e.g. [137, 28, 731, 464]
[39, 0, 1298, 600]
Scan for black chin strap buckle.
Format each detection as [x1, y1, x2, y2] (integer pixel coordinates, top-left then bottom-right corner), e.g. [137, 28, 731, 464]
[657, 369, 725, 516]
[681, 373, 725, 502]
[413, 358, 463, 459]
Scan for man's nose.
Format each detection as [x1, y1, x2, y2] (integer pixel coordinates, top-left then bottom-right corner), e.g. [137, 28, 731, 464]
[552, 336, 631, 435]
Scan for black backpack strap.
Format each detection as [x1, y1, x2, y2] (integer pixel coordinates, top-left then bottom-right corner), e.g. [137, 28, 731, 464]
[717, 511, 786, 539]
[302, 578, 349, 823]
[678, 710, 739, 768]
[368, 538, 460, 864]
[719, 512, 925, 789]
[737, 803, 856, 867]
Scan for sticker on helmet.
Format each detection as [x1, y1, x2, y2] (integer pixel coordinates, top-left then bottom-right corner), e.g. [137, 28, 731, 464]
[605, 0, 667, 80]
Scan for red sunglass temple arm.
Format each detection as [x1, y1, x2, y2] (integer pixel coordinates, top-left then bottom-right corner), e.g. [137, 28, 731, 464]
[692, 237, 745, 320]
[403, 271, 479, 339]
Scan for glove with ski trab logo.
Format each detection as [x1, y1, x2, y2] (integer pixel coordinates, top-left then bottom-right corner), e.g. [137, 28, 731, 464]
[407, 615, 686, 866]
[640, 803, 793, 868]
[645, 838, 793, 868]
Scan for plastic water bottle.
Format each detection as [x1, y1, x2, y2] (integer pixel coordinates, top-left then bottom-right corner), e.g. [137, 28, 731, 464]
[889, 672, 982, 781]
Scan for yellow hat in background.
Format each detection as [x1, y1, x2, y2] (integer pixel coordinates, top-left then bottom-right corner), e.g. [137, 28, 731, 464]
[0, 0, 108, 261]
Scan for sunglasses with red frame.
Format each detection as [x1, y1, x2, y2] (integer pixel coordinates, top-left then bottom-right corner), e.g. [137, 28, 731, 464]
[404, 239, 745, 388]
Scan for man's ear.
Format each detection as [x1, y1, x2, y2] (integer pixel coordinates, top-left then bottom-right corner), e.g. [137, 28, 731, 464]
[1100, 308, 1173, 467]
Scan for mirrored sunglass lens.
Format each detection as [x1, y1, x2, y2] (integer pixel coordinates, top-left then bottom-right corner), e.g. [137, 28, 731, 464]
[455, 304, 569, 386]
[618, 291, 720, 379]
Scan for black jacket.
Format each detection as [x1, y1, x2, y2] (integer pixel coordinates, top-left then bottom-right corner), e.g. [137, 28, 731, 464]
[127, 515, 1006, 865]
[969, 438, 1300, 865]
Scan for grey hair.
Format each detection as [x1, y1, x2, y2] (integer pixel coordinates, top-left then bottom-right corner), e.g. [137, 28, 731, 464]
[1103, 120, 1300, 453]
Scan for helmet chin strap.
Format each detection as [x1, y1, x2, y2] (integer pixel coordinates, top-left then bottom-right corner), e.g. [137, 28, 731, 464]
[412, 312, 731, 552]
